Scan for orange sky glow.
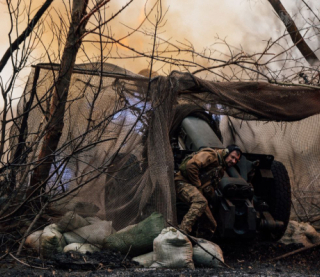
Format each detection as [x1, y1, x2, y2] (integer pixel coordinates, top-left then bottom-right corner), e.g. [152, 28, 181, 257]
[0, 0, 318, 108]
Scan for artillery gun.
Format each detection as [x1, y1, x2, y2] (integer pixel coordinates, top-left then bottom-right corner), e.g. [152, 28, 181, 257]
[171, 116, 291, 241]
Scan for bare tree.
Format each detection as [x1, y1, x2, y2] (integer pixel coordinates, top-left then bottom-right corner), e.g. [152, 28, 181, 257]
[27, 0, 92, 200]
[0, 0, 319, 259]
[0, 0, 138, 241]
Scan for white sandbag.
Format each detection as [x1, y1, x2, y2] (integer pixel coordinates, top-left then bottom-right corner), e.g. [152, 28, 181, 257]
[280, 220, 320, 247]
[40, 224, 66, 258]
[85, 216, 102, 225]
[151, 227, 194, 269]
[63, 243, 101, 254]
[63, 220, 113, 245]
[132, 252, 154, 267]
[84, 217, 116, 234]
[25, 230, 43, 253]
[56, 211, 90, 232]
[193, 238, 224, 268]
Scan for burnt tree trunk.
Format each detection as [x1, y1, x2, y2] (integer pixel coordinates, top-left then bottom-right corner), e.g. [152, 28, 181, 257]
[27, 0, 89, 199]
[268, 0, 319, 65]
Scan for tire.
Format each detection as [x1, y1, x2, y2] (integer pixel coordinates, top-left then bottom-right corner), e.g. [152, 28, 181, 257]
[266, 160, 291, 241]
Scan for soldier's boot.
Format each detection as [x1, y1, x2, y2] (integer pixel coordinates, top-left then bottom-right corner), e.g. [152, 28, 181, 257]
[196, 209, 217, 240]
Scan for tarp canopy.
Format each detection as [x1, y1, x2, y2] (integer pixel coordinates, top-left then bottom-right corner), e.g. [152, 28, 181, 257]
[8, 63, 320, 229]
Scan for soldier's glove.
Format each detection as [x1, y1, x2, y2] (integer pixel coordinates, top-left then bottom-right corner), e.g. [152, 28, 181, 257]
[215, 166, 224, 179]
[211, 166, 224, 189]
[201, 184, 215, 202]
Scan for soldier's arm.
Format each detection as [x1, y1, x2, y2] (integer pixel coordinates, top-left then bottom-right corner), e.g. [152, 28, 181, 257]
[186, 151, 219, 187]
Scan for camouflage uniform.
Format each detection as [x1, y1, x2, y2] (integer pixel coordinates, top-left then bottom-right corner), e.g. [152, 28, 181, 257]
[174, 148, 227, 234]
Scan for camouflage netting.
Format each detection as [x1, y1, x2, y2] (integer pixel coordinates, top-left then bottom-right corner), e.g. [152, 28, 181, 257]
[9, 62, 320, 230]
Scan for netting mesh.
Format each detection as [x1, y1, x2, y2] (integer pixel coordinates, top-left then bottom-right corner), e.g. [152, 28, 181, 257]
[9, 63, 320, 229]
[10, 63, 177, 229]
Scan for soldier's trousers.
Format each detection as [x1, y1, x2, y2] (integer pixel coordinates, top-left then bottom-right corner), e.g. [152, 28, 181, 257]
[175, 180, 208, 233]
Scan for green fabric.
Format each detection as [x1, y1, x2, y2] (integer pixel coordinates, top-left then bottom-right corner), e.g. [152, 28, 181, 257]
[103, 212, 165, 256]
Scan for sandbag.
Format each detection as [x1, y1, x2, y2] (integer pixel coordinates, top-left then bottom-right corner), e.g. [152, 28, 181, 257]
[63, 220, 114, 245]
[103, 212, 165, 256]
[193, 238, 224, 268]
[280, 220, 320, 247]
[25, 230, 43, 253]
[116, 224, 136, 233]
[56, 211, 90, 233]
[40, 224, 66, 258]
[85, 216, 116, 233]
[85, 216, 103, 225]
[132, 252, 154, 267]
[63, 243, 101, 254]
[150, 227, 194, 269]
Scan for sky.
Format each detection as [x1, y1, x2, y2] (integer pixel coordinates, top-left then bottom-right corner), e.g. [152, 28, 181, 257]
[0, 0, 318, 108]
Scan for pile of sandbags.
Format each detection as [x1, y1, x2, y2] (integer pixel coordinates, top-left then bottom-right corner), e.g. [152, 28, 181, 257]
[26, 211, 223, 268]
[280, 220, 320, 247]
[26, 212, 164, 258]
[25, 211, 114, 258]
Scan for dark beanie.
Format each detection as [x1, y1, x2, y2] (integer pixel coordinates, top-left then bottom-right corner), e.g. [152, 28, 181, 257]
[226, 144, 242, 158]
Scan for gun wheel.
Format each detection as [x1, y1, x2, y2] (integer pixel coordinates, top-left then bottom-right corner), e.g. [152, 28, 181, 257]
[265, 160, 291, 241]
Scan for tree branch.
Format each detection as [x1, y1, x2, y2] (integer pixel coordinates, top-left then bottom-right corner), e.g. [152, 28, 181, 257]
[0, 0, 54, 72]
[268, 0, 319, 65]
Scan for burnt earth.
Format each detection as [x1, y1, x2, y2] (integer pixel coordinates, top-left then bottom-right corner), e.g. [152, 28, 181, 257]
[0, 239, 320, 276]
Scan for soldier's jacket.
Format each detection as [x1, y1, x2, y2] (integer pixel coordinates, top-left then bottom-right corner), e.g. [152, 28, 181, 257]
[174, 148, 227, 188]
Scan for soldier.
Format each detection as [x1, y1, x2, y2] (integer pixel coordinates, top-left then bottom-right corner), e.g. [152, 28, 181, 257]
[175, 144, 242, 235]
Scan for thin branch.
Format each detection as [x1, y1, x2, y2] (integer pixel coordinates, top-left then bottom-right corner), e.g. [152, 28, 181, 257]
[0, 0, 54, 72]
[301, 0, 320, 23]
[9, 253, 48, 270]
[268, 0, 319, 65]
[268, 241, 320, 262]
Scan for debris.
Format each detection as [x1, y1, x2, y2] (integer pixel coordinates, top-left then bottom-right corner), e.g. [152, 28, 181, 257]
[268, 241, 320, 262]
[51, 249, 138, 270]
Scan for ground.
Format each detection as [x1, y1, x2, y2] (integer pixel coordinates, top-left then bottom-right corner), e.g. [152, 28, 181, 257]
[0, 238, 319, 276]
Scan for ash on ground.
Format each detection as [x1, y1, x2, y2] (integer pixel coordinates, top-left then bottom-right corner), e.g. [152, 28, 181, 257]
[1, 239, 320, 276]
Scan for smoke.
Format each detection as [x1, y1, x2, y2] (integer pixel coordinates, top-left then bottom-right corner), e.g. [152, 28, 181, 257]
[0, 0, 317, 110]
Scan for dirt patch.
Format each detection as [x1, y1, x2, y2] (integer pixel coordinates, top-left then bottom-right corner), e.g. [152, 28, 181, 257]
[0, 239, 320, 276]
